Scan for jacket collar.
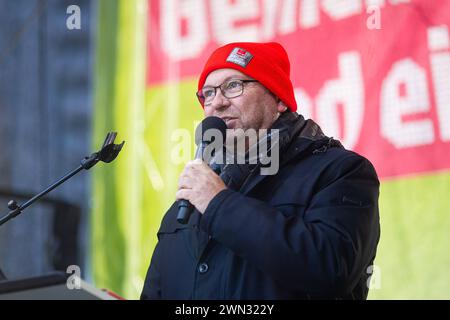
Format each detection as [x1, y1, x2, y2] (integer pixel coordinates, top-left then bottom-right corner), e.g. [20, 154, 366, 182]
[235, 112, 343, 195]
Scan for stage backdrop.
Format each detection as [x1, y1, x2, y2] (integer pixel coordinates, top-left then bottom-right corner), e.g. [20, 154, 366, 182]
[93, 0, 450, 299]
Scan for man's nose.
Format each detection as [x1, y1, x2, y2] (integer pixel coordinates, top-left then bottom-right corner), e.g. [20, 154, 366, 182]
[209, 89, 231, 111]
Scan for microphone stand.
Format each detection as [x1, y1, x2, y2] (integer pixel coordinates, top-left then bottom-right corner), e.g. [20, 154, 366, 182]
[0, 132, 125, 227]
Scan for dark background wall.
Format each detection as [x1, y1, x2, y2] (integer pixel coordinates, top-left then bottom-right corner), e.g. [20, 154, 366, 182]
[0, 0, 94, 280]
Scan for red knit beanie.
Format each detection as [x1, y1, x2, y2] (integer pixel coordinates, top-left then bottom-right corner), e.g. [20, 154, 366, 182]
[198, 42, 297, 112]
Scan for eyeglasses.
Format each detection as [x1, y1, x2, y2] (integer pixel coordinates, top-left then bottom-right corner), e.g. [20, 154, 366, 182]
[197, 79, 259, 105]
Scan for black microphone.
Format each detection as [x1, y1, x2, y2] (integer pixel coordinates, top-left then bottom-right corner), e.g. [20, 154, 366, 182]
[176, 116, 227, 224]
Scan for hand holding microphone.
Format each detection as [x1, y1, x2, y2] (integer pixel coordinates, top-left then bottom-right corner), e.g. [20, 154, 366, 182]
[176, 116, 227, 224]
[176, 159, 226, 216]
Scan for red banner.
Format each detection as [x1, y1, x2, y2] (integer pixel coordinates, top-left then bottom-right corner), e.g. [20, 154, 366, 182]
[147, 0, 450, 179]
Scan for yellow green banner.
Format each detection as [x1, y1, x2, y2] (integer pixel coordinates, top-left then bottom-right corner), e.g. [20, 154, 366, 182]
[92, 0, 450, 299]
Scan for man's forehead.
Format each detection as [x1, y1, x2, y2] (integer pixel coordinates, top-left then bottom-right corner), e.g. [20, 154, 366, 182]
[204, 68, 252, 86]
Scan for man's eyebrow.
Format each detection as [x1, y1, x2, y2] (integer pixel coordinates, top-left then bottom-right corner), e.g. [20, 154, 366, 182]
[204, 76, 252, 87]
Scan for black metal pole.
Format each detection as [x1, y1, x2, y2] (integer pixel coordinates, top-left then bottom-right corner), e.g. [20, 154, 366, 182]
[0, 165, 83, 227]
[0, 131, 124, 228]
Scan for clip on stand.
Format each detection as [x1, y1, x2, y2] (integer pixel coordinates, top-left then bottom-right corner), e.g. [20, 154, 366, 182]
[0, 132, 124, 228]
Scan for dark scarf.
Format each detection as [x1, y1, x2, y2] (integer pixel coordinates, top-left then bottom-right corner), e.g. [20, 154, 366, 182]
[216, 112, 344, 191]
[217, 112, 334, 191]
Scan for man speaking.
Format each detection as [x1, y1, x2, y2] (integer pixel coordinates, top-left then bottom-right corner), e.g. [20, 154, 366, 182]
[141, 42, 380, 300]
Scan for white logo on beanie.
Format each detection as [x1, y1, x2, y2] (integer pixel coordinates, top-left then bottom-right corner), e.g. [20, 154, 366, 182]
[226, 47, 253, 68]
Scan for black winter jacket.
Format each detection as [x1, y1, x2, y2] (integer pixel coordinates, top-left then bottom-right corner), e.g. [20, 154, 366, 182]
[141, 112, 380, 300]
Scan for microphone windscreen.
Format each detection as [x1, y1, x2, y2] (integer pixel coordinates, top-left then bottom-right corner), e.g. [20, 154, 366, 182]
[195, 116, 227, 145]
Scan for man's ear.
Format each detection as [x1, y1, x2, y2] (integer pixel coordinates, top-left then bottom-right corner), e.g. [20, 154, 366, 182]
[277, 99, 288, 113]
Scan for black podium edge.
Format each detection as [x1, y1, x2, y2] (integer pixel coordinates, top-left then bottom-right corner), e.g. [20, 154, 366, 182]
[0, 272, 69, 294]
